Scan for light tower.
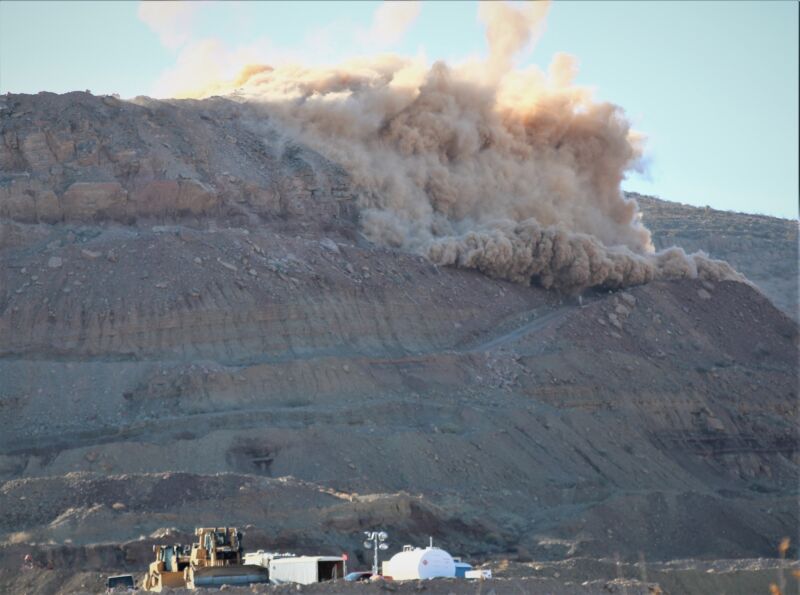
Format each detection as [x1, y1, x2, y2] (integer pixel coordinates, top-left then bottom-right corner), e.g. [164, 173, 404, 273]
[362, 530, 389, 575]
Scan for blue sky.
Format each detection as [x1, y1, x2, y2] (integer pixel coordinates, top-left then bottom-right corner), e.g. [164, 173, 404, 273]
[1, 1, 797, 219]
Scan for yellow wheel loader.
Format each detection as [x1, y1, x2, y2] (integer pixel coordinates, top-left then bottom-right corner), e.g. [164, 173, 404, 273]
[183, 527, 269, 589]
[143, 544, 191, 591]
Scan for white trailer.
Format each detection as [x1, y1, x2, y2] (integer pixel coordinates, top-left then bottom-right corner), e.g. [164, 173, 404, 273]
[243, 550, 295, 567]
[268, 556, 346, 584]
[465, 569, 492, 579]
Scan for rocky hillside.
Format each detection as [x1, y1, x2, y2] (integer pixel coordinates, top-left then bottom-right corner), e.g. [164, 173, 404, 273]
[634, 193, 798, 321]
[0, 92, 797, 594]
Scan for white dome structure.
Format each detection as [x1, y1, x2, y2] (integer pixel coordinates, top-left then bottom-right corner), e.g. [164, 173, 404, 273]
[383, 545, 455, 581]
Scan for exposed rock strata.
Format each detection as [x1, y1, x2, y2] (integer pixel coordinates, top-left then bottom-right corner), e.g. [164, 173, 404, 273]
[0, 92, 796, 594]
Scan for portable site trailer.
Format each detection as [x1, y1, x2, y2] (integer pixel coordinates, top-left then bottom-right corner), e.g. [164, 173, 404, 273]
[268, 556, 346, 584]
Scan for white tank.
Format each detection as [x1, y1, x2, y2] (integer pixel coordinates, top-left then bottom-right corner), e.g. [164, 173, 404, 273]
[383, 546, 455, 580]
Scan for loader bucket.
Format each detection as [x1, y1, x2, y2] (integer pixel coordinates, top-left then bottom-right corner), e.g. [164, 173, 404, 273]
[189, 564, 269, 588]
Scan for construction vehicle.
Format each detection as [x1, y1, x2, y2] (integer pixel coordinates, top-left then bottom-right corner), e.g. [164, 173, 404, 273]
[143, 544, 190, 591]
[143, 528, 268, 591]
[106, 573, 136, 592]
[183, 527, 269, 589]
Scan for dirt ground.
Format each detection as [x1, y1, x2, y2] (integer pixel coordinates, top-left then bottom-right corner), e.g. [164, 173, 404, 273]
[3, 557, 799, 594]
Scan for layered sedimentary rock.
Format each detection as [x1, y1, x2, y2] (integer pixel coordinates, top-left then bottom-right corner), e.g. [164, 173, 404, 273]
[0, 92, 796, 594]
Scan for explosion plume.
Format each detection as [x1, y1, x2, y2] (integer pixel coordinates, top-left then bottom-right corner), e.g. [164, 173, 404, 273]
[164, 0, 742, 292]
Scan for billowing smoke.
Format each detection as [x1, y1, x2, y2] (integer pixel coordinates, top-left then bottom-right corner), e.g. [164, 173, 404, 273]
[166, 1, 743, 292]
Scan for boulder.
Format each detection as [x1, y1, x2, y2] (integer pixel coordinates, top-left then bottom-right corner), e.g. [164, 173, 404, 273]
[129, 180, 180, 216]
[0, 131, 23, 171]
[50, 136, 76, 162]
[62, 182, 127, 220]
[176, 179, 218, 215]
[0, 179, 37, 222]
[129, 179, 218, 218]
[243, 183, 280, 215]
[21, 132, 56, 171]
[35, 190, 62, 222]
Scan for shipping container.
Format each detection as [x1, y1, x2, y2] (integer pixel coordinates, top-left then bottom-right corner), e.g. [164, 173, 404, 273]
[268, 556, 346, 584]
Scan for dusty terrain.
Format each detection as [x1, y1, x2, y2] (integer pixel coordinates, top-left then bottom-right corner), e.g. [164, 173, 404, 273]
[0, 92, 797, 594]
[6, 558, 800, 595]
[635, 193, 798, 321]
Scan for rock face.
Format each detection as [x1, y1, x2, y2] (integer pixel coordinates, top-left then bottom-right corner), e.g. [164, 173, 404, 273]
[0, 91, 353, 225]
[62, 182, 127, 220]
[0, 92, 797, 594]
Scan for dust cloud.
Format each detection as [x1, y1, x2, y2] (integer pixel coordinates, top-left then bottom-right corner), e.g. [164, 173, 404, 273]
[166, 0, 743, 292]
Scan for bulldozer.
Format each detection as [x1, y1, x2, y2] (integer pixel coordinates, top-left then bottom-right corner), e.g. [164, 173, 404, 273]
[142, 544, 190, 592]
[184, 527, 269, 589]
[143, 528, 268, 591]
